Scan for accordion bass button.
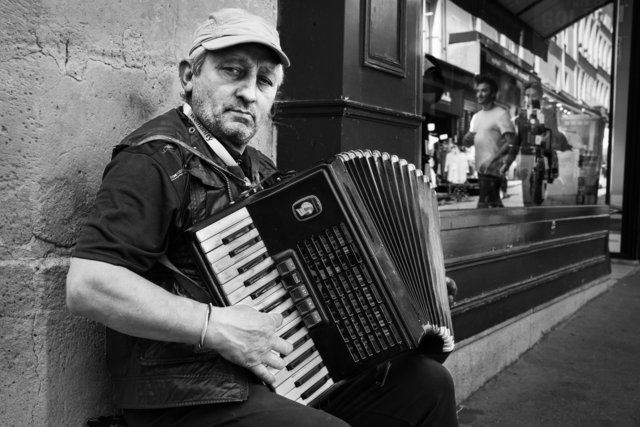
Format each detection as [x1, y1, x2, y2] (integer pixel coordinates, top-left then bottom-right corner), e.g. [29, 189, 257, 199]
[295, 297, 316, 315]
[302, 311, 323, 328]
[276, 258, 296, 275]
[289, 285, 310, 301]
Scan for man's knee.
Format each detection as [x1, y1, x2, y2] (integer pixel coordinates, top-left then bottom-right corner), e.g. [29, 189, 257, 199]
[394, 353, 455, 398]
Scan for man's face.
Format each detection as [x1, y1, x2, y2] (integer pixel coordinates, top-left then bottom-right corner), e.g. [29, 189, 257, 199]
[475, 83, 494, 106]
[524, 87, 542, 109]
[185, 44, 283, 152]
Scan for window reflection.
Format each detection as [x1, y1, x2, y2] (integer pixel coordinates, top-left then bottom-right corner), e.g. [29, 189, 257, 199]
[422, 1, 612, 214]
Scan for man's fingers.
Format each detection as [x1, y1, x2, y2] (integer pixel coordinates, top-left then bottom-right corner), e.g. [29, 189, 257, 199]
[263, 350, 286, 371]
[270, 312, 284, 329]
[250, 363, 276, 385]
[272, 337, 293, 356]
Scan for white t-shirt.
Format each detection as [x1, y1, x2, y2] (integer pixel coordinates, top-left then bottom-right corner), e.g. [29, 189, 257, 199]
[470, 106, 515, 176]
[445, 148, 469, 184]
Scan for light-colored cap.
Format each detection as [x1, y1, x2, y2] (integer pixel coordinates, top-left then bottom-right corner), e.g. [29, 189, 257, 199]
[188, 8, 290, 68]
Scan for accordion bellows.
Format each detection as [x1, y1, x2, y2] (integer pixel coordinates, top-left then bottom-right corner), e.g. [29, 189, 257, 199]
[337, 150, 454, 351]
[188, 149, 454, 405]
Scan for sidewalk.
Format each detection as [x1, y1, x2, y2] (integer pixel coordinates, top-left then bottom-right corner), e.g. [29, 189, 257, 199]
[457, 261, 640, 427]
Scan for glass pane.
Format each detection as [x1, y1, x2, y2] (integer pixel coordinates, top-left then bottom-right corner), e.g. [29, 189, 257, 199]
[422, 2, 613, 214]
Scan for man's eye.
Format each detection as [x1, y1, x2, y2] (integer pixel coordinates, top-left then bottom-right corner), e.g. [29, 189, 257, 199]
[258, 76, 274, 87]
[223, 67, 242, 77]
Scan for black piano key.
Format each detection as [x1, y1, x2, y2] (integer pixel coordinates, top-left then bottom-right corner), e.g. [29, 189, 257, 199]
[237, 252, 269, 274]
[291, 335, 310, 351]
[300, 374, 331, 400]
[221, 223, 255, 244]
[250, 279, 279, 299]
[261, 295, 288, 313]
[280, 320, 304, 341]
[294, 361, 324, 387]
[244, 266, 273, 287]
[287, 346, 316, 370]
[280, 305, 297, 318]
[229, 236, 262, 257]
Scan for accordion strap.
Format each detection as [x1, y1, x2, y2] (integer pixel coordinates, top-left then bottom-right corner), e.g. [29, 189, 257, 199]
[134, 134, 251, 190]
[159, 254, 212, 303]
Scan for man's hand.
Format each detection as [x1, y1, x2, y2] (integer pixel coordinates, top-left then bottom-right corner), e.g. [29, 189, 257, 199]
[205, 305, 294, 385]
[462, 131, 475, 147]
[445, 276, 458, 307]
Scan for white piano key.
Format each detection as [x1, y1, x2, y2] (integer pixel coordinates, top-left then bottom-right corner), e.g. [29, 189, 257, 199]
[282, 337, 314, 369]
[238, 284, 286, 309]
[273, 350, 320, 388]
[220, 257, 274, 295]
[206, 228, 261, 265]
[214, 242, 266, 278]
[274, 353, 323, 393]
[195, 207, 251, 242]
[298, 373, 334, 405]
[278, 316, 304, 339]
[199, 216, 254, 253]
[284, 366, 331, 402]
[226, 269, 280, 304]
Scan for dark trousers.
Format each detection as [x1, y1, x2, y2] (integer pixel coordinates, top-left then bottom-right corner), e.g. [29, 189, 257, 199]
[477, 174, 504, 208]
[123, 352, 458, 427]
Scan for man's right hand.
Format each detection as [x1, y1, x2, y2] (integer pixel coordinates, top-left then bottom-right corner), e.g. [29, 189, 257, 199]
[205, 305, 294, 385]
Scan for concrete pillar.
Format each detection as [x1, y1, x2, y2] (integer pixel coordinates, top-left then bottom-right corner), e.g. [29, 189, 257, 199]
[0, 1, 278, 425]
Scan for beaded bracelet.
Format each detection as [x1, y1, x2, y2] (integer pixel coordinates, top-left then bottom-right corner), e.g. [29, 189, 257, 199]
[198, 303, 213, 349]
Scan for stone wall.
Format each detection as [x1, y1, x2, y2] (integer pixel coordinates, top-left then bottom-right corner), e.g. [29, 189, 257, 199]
[0, 1, 278, 425]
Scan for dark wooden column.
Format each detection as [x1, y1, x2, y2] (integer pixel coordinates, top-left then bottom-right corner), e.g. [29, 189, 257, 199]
[276, 0, 423, 171]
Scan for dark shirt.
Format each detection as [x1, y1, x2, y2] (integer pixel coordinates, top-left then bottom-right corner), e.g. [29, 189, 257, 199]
[72, 107, 278, 409]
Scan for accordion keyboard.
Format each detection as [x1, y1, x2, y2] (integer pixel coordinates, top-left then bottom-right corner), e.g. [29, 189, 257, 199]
[193, 207, 335, 405]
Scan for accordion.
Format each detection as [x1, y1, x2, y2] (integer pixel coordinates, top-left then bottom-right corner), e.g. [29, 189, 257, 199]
[187, 150, 454, 406]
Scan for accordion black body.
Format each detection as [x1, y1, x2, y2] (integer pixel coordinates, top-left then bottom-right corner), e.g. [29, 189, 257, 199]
[187, 150, 454, 405]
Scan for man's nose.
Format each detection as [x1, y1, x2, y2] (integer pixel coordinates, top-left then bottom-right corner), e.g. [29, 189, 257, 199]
[235, 78, 258, 103]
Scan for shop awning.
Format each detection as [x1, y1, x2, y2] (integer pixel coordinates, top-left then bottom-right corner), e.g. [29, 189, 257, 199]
[449, 0, 613, 59]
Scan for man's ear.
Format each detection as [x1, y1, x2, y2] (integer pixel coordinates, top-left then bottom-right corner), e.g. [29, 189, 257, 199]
[179, 60, 194, 94]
